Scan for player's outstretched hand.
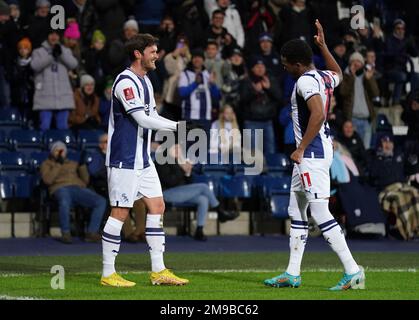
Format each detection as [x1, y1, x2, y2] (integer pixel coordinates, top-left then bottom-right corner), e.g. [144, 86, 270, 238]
[314, 19, 326, 49]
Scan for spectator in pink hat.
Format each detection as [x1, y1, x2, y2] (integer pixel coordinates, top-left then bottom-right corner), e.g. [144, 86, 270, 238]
[63, 20, 82, 87]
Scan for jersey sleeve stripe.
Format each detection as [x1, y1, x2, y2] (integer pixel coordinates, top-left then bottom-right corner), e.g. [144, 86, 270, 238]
[126, 106, 145, 114]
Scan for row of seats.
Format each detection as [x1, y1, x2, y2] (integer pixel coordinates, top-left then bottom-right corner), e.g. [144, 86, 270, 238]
[0, 129, 105, 155]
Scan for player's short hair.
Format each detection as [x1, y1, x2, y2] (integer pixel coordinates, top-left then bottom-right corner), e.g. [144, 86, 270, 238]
[125, 33, 158, 62]
[280, 39, 313, 66]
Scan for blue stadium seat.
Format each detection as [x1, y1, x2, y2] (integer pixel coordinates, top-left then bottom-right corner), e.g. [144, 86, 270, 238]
[270, 194, 290, 219]
[9, 129, 43, 155]
[13, 175, 35, 199]
[78, 129, 104, 151]
[0, 130, 10, 152]
[43, 129, 77, 150]
[201, 163, 233, 177]
[0, 152, 29, 178]
[219, 175, 252, 198]
[0, 175, 13, 199]
[191, 174, 220, 196]
[0, 108, 22, 135]
[262, 176, 292, 197]
[265, 153, 292, 173]
[30, 151, 49, 172]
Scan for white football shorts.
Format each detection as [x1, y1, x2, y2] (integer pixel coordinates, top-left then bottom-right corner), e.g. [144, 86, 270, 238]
[107, 164, 163, 208]
[291, 155, 333, 202]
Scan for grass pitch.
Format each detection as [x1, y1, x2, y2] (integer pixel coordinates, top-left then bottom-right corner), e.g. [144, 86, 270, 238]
[0, 252, 417, 300]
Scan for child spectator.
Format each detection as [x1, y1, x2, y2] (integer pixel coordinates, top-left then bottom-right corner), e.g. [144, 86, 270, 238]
[9, 37, 35, 126]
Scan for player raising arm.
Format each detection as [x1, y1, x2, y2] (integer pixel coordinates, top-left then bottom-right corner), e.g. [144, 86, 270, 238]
[101, 34, 188, 287]
[264, 20, 365, 291]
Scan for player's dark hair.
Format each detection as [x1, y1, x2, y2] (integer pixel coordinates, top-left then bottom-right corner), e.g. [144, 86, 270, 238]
[125, 33, 159, 62]
[280, 39, 313, 66]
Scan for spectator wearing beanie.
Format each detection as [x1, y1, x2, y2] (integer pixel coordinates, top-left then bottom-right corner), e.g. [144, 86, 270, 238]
[340, 51, 379, 149]
[82, 29, 110, 95]
[40, 140, 106, 244]
[31, 28, 78, 131]
[69, 74, 101, 130]
[108, 16, 139, 77]
[63, 21, 81, 61]
[10, 37, 35, 125]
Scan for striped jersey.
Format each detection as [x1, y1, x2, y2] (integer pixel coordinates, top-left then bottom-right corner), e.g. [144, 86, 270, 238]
[290, 69, 340, 159]
[106, 68, 157, 170]
[178, 69, 214, 121]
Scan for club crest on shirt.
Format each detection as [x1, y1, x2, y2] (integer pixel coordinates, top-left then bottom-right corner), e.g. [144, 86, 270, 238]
[123, 87, 135, 101]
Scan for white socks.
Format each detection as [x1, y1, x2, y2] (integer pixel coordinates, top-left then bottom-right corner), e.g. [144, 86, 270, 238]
[145, 214, 166, 273]
[286, 223, 308, 276]
[286, 192, 309, 276]
[310, 201, 360, 275]
[102, 217, 123, 277]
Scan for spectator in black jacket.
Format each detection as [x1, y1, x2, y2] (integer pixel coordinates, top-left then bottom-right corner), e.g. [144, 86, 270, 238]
[27, 0, 52, 49]
[82, 29, 109, 95]
[401, 90, 419, 177]
[384, 19, 419, 105]
[337, 120, 368, 175]
[155, 144, 236, 241]
[240, 57, 282, 155]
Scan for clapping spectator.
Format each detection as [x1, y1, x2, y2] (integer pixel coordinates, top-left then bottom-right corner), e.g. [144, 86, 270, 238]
[69, 74, 101, 130]
[204, 40, 225, 89]
[31, 28, 78, 131]
[221, 47, 247, 113]
[239, 57, 281, 155]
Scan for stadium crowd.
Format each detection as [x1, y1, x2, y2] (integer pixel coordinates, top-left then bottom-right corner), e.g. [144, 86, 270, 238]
[0, 0, 418, 242]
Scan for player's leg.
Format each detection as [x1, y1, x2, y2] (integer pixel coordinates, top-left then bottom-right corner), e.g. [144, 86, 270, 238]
[264, 191, 308, 288]
[142, 196, 189, 285]
[101, 167, 136, 287]
[309, 199, 365, 290]
[100, 207, 136, 287]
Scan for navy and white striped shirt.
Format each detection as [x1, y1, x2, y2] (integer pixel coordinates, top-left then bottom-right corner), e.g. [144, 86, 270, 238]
[106, 69, 158, 170]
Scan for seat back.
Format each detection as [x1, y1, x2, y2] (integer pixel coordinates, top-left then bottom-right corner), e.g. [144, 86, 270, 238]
[44, 130, 77, 150]
[0, 175, 13, 199]
[191, 174, 220, 196]
[220, 175, 252, 198]
[78, 129, 104, 151]
[270, 194, 290, 219]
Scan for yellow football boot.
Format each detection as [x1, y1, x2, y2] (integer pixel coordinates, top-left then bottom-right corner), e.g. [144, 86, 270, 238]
[150, 269, 189, 286]
[100, 273, 136, 287]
